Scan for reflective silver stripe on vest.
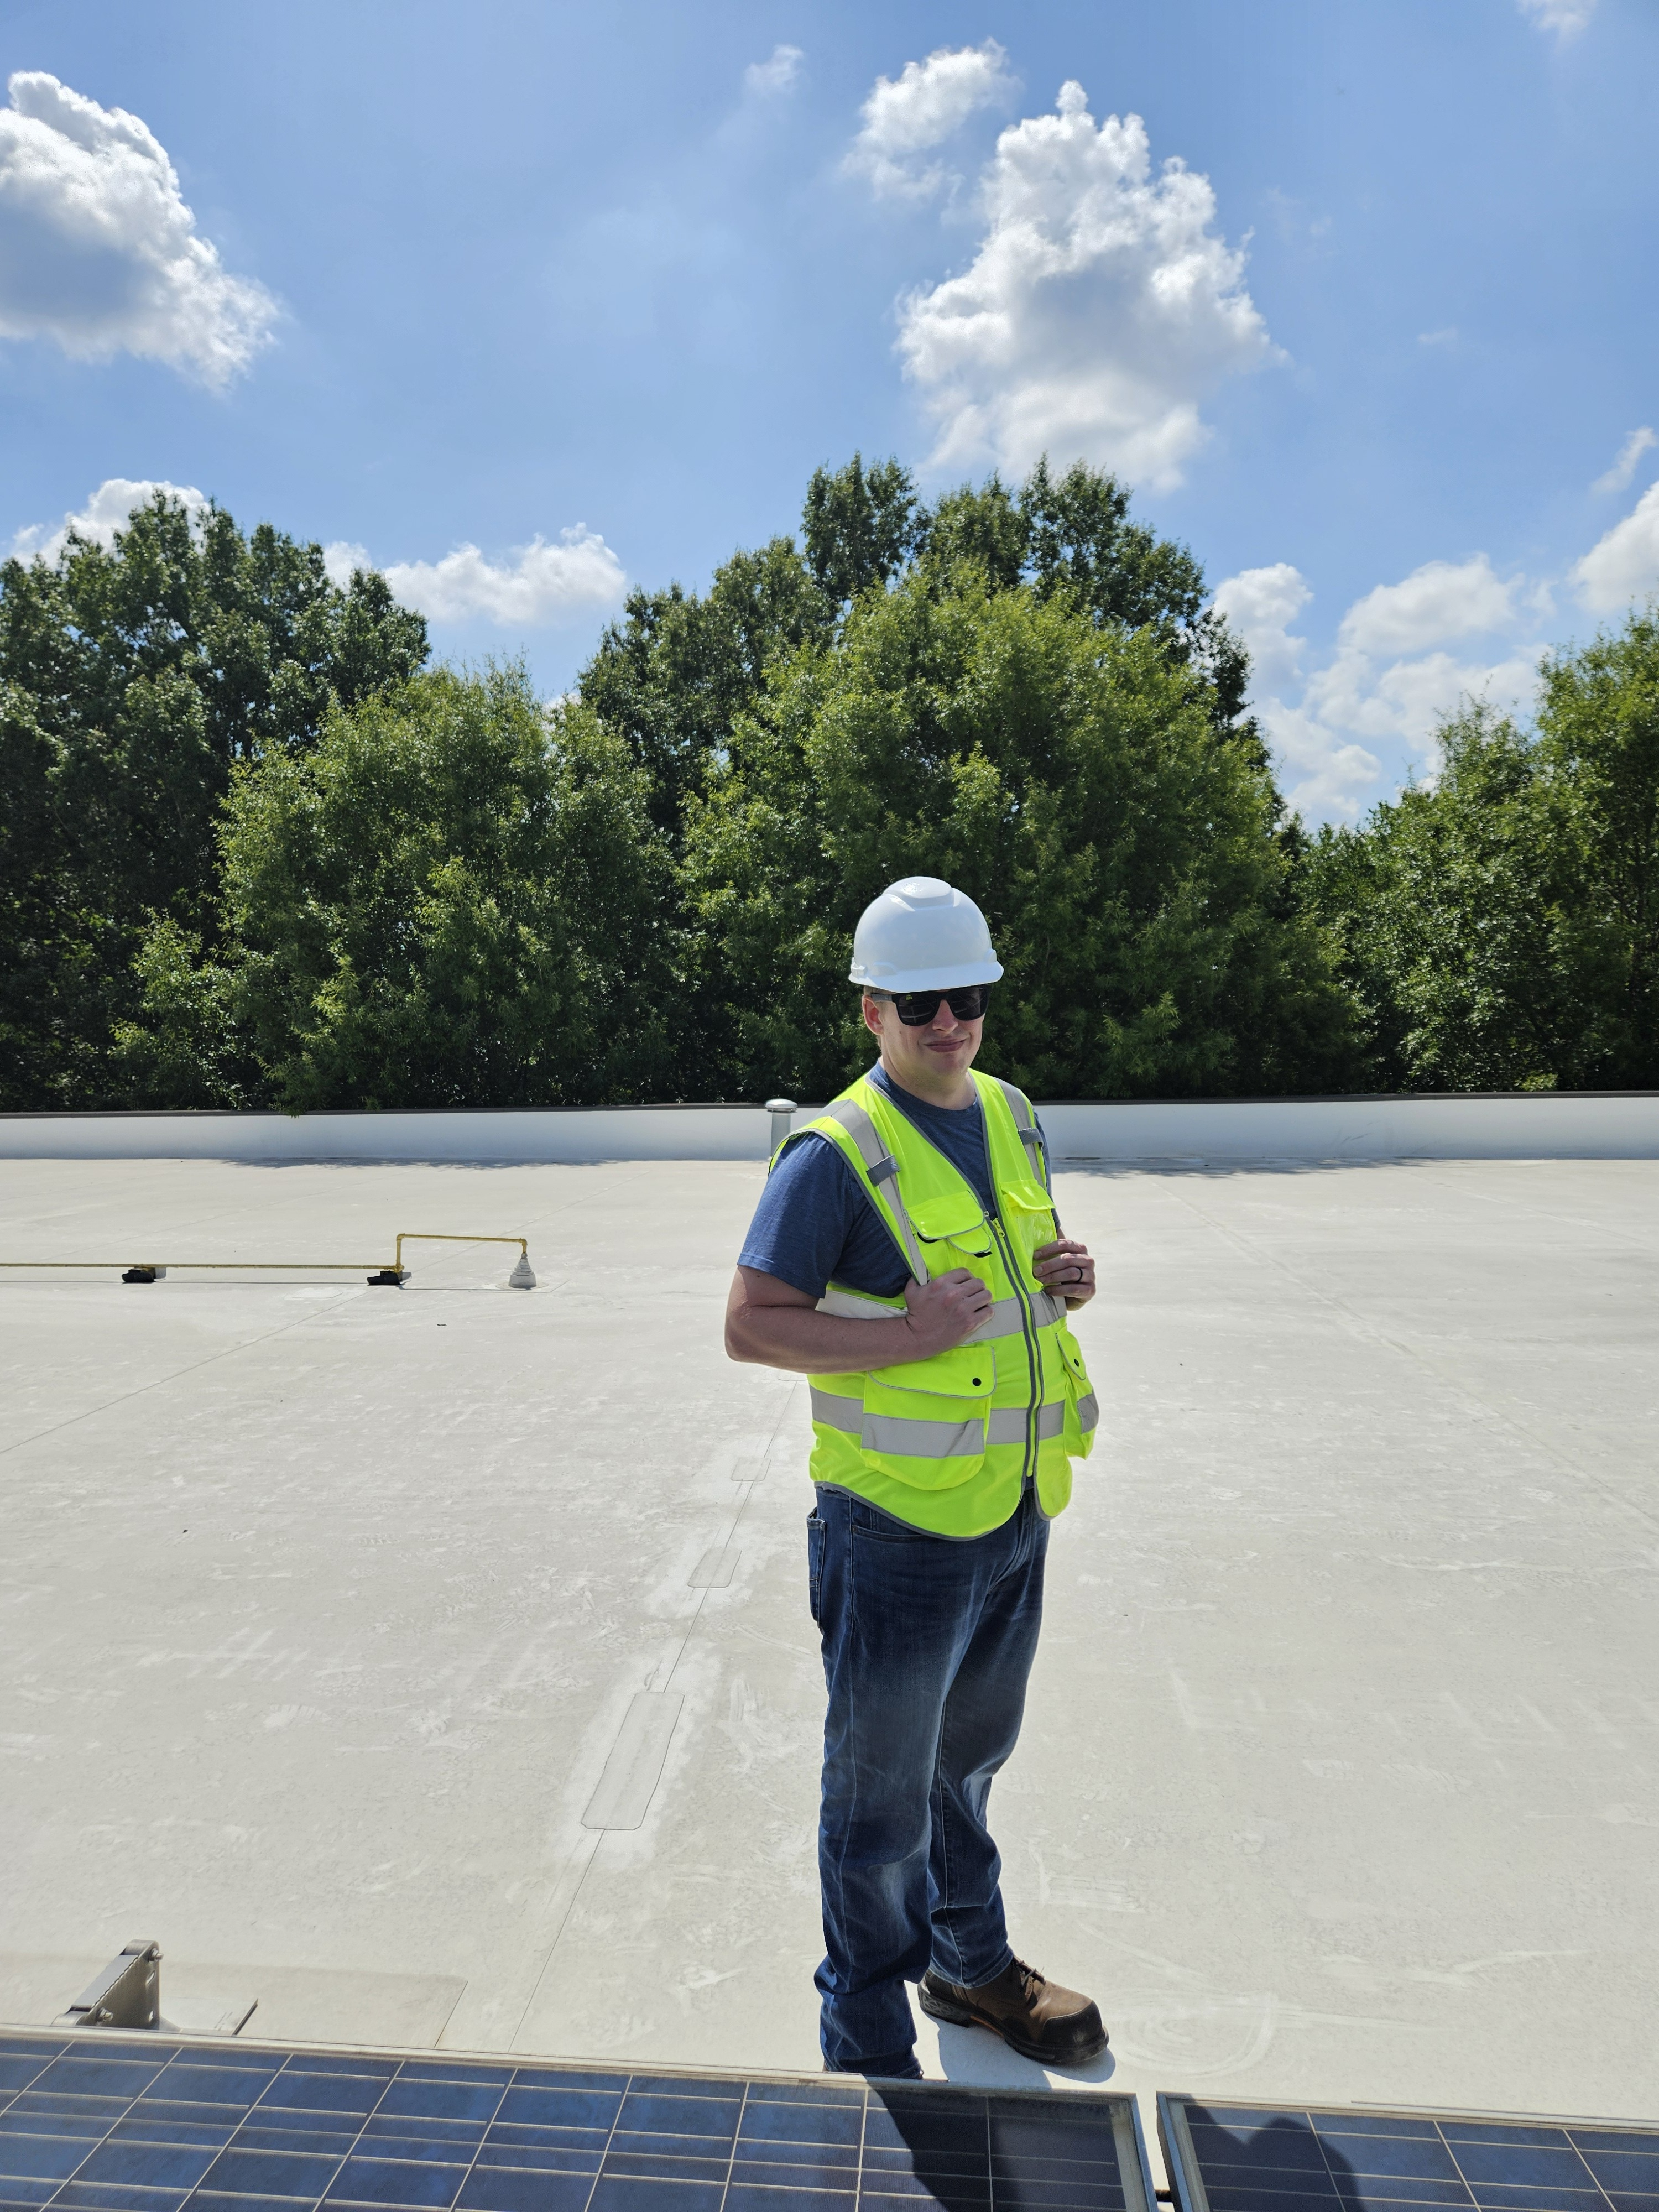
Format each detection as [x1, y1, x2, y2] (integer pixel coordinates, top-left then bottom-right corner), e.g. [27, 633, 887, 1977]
[989, 1402, 1066, 1445]
[812, 1386, 1084, 1452]
[809, 1386, 987, 1458]
[965, 1288, 1066, 1340]
[810, 1387, 864, 1434]
[819, 1286, 1066, 1338]
[817, 1288, 905, 1321]
[813, 1098, 927, 1282]
[863, 1413, 984, 1458]
[1074, 1390, 1100, 1433]
[989, 1075, 1044, 1164]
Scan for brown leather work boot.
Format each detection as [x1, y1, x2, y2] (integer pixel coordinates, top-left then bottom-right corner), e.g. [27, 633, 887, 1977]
[917, 1956, 1108, 2065]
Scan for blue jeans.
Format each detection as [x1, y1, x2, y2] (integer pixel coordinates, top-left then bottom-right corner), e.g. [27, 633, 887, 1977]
[807, 1483, 1049, 2074]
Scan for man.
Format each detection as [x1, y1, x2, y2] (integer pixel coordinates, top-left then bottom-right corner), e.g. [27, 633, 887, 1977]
[725, 875, 1106, 2080]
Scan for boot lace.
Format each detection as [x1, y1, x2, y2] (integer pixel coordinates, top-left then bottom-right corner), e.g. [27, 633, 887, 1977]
[1010, 1957, 1046, 2004]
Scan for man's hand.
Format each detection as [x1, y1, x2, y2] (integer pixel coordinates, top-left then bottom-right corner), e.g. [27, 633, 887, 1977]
[902, 1267, 993, 1357]
[1032, 1237, 1096, 1310]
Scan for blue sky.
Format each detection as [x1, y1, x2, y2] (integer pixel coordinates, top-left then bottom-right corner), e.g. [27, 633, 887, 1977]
[3, 0, 1656, 819]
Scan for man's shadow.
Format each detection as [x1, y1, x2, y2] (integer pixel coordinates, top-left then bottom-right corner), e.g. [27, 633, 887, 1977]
[927, 2017, 1117, 2086]
[864, 2080, 1371, 2212]
[864, 2059, 1138, 2212]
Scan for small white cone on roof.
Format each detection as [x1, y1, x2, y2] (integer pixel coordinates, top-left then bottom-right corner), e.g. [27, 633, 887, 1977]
[848, 877, 1003, 993]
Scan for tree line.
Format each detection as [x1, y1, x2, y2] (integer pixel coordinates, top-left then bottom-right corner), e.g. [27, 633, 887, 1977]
[3, 463, 1656, 1112]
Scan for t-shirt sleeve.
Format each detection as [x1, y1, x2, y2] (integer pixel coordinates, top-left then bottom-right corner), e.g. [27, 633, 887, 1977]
[738, 1132, 909, 1302]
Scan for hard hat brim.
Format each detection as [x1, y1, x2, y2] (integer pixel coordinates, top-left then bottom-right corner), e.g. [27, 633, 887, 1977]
[848, 956, 1004, 991]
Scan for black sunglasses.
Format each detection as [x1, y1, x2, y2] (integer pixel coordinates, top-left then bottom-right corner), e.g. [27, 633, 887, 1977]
[869, 985, 993, 1026]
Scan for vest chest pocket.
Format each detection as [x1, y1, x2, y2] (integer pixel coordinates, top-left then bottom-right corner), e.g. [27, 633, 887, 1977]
[908, 1191, 993, 1264]
[860, 1343, 996, 1489]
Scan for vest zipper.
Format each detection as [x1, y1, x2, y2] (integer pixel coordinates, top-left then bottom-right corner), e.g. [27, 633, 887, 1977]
[989, 1215, 1040, 1483]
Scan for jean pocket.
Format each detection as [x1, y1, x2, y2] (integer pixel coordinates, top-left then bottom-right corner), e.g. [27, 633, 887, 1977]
[848, 1496, 931, 1542]
[806, 1510, 825, 1623]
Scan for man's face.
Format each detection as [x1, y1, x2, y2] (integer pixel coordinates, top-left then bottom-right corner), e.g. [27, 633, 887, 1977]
[861, 990, 984, 1090]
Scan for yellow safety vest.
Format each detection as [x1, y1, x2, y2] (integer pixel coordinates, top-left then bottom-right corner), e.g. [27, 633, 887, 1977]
[777, 1068, 1099, 1537]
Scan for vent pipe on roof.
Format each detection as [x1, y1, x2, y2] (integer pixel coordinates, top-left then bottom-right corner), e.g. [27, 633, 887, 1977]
[765, 1098, 797, 1155]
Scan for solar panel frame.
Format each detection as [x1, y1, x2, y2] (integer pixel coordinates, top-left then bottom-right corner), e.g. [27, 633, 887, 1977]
[1156, 2091, 1659, 2212]
[0, 2025, 1156, 2212]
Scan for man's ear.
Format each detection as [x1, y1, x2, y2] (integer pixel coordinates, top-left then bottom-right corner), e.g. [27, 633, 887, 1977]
[860, 994, 885, 1041]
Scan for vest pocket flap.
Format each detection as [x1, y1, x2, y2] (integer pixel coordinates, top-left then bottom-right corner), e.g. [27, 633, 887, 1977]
[866, 1343, 994, 1399]
[907, 1192, 987, 1243]
[1040, 1322, 1098, 1460]
[859, 1352, 994, 1486]
[1040, 1321, 1092, 1391]
[1000, 1176, 1056, 1215]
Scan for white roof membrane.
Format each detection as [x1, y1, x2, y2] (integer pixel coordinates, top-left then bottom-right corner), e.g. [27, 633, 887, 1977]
[2, 1155, 1656, 2128]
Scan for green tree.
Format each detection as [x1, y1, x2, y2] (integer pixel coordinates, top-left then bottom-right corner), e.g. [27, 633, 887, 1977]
[580, 455, 1258, 875]
[1303, 611, 1659, 1091]
[920, 460, 1258, 753]
[578, 537, 831, 847]
[1302, 707, 1577, 1089]
[685, 570, 1353, 1101]
[802, 452, 921, 606]
[1535, 609, 1659, 1081]
[0, 492, 428, 1107]
[117, 666, 681, 1111]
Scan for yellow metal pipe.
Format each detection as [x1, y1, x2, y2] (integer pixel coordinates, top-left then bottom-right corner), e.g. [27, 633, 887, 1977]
[0, 1261, 385, 1271]
[393, 1233, 528, 1271]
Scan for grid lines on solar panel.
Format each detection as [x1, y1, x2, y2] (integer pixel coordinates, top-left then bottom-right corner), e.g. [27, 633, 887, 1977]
[1156, 2095, 1659, 2212]
[0, 2026, 1151, 2212]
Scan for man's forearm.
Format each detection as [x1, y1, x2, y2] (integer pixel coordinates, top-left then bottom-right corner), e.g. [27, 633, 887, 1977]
[725, 1303, 912, 1375]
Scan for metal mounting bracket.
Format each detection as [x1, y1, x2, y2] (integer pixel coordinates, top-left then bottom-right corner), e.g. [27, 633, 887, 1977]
[55, 1940, 161, 2029]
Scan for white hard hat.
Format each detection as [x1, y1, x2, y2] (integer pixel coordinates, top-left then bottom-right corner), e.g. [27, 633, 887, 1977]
[848, 877, 1004, 993]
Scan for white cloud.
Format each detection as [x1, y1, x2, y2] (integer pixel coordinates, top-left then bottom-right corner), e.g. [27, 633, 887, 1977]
[1592, 426, 1656, 495]
[1212, 562, 1308, 693]
[1218, 557, 1546, 821]
[1224, 491, 1659, 822]
[744, 45, 802, 98]
[895, 81, 1272, 488]
[1337, 555, 1518, 656]
[1254, 701, 1383, 823]
[845, 40, 1013, 199]
[1215, 564, 1378, 817]
[321, 541, 371, 588]
[1516, 0, 1596, 36]
[364, 527, 628, 627]
[10, 474, 206, 562]
[1573, 482, 1659, 614]
[0, 71, 276, 385]
[1305, 641, 1545, 750]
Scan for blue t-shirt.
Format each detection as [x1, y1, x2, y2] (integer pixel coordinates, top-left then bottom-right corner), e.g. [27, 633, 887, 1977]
[738, 1063, 1044, 1301]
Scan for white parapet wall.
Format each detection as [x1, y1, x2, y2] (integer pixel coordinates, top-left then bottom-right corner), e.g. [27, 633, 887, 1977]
[0, 1106, 770, 1165]
[1, 1092, 1657, 1164]
[1039, 1091, 1659, 1162]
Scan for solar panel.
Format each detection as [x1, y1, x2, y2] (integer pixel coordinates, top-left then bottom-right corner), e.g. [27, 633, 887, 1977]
[0, 2025, 1155, 2212]
[1158, 2093, 1659, 2212]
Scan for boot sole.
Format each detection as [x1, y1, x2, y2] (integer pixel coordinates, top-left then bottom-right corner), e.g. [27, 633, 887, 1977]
[917, 1982, 1108, 2066]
